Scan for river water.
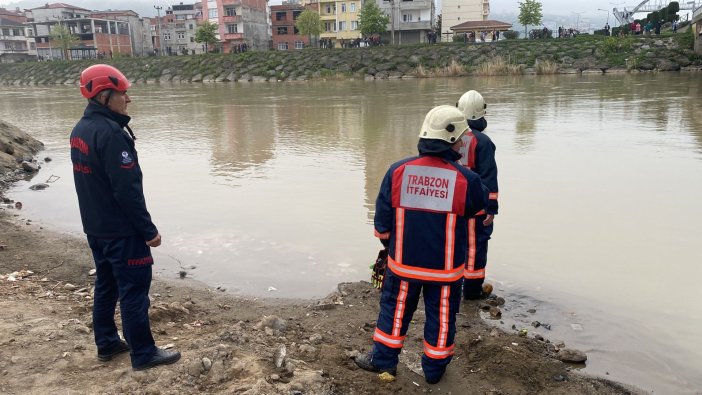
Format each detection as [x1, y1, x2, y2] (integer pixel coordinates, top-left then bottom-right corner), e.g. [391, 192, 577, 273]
[1, 74, 701, 393]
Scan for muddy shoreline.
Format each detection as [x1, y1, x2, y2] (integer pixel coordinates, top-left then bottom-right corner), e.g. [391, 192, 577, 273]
[0, 206, 644, 395]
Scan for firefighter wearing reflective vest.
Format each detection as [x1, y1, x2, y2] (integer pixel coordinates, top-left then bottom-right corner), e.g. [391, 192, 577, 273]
[355, 105, 487, 384]
[456, 90, 499, 300]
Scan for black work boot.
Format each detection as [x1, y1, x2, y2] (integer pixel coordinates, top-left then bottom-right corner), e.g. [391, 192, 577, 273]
[97, 340, 130, 362]
[354, 353, 397, 376]
[133, 348, 181, 371]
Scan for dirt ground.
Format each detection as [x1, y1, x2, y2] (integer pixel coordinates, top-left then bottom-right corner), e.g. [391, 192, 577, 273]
[0, 207, 643, 395]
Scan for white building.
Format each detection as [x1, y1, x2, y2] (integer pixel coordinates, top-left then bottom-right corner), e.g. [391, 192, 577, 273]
[441, 0, 489, 41]
[378, 0, 434, 44]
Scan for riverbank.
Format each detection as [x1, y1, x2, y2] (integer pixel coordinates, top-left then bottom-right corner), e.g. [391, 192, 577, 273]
[0, 208, 643, 394]
[0, 34, 700, 85]
[0, 124, 643, 394]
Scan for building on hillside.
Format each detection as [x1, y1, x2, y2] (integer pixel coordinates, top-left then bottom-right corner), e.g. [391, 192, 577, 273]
[378, 0, 434, 45]
[26, 3, 134, 60]
[441, 0, 489, 41]
[150, 3, 202, 55]
[317, 0, 363, 48]
[0, 8, 37, 63]
[201, 0, 269, 52]
[89, 10, 154, 57]
[270, 2, 312, 50]
[450, 19, 512, 42]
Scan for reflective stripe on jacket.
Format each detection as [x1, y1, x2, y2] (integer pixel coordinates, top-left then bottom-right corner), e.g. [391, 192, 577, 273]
[457, 129, 499, 215]
[374, 154, 487, 284]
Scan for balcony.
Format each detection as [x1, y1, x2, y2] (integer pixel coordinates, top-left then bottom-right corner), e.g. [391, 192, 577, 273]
[399, 20, 431, 30]
[221, 0, 242, 4]
[223, 32, 244, 41]
[222, 15, 242, 23]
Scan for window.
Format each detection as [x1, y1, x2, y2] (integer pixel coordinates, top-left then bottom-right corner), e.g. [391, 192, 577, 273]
[351, 21, 358, 30]
[1, 28, 8, 36]
[341, 3, 346, 12]
[164, 32, 171, 40]
[190, 37, 194, 42]
[295, 41, 304, 49]
[277, 26, 288, 35]
[350, 3, 356, 12]
[325, 5, 332, 13]
[275, 11, 286, 21]
[30, 42, 36, 50]
[189, 24, 194, 30]
[339, 21, 346, 31]
[28, 29, 34, 37]
[277, 42, 288, 50]
[13, 28, 22, 36]
[177, 31, 185, 39]
[293, 10, 302, 20]
[228, 24, 238, 34]
[226, 8, 237, 16]
[176, 15, 186, 20]
[324, 22, 334, 32]
[208, 9, 218, 18]
[402, 13, 413, 22]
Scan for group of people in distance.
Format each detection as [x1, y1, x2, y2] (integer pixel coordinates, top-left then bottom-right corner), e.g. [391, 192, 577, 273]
[70, 64, 499, 384]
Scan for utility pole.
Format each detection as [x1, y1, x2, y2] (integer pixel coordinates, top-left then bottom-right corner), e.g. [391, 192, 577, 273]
[154, 5, 163, 55]
[390, 0, 395, 45]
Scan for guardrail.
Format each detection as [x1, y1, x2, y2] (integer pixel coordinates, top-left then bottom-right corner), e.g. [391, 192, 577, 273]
[694, 5, 702, 21]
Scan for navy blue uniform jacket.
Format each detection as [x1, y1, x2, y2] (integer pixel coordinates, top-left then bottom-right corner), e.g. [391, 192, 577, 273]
[70, 102, 158, 241]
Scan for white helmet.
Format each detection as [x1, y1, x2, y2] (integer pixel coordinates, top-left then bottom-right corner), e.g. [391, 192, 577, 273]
[457, 90, 487, 120]
[418, 105, 469, 144]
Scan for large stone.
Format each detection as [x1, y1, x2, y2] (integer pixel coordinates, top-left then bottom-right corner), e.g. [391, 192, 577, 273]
[557, 348, 587, 363]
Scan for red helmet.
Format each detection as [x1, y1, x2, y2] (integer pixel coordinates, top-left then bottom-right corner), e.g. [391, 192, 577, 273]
[79, 64, 131, 99]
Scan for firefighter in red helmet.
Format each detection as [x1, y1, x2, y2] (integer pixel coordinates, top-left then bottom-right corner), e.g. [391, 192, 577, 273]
[70, 64, 180, 370]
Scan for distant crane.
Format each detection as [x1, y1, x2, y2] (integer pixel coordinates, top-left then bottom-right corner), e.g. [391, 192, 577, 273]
[613, 0, 700, 24]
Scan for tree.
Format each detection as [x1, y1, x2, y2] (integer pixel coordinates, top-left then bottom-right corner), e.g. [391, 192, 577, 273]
[359, 1, 390, 37]
[49, 23, 77, 60]
[195, 21, 219, 53]
[435, 14, 442, 34]
[295, 9, 323, 47]
[518, 0, 543, 39]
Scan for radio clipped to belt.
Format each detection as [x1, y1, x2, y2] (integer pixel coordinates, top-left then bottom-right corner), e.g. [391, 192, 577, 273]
[370, 248, 388, 289]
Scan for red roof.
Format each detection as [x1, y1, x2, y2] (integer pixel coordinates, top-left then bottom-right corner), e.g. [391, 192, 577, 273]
[32, 3, 92, 12]
[450, 20, 513, 31]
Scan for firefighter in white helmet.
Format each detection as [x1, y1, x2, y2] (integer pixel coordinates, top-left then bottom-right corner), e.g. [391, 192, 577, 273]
[456, 90, 499, 300]
[355, 105, 487, 384]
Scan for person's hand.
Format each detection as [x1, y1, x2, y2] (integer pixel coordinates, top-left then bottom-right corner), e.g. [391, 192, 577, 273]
[483, 214, 495, 227]
[146, 233, 162, 247]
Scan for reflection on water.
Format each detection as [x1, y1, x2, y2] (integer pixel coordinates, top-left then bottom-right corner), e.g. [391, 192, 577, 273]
[1, 73, 701, 394]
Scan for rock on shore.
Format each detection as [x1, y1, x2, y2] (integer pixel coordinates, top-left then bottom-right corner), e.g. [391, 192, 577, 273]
[0, 119, 43, 197]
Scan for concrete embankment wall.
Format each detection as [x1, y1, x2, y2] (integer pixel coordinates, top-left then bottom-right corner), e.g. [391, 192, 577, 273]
[0, 35, 700, 85]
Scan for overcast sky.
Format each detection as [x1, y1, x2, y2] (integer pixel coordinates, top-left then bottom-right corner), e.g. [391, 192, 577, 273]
[1, 0, 692, 29]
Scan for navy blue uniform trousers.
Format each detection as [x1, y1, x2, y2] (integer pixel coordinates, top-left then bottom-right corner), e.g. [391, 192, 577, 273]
[371, 271, 462, 382]
[463, 214, 494, 298]
[88, 235, 157, 367]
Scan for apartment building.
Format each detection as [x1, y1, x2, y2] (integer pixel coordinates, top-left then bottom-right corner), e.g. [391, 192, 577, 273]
[27, 3, 133, 60]
[270, 2, 313, 50]
[317, 0, 362, 48]
[201, 0, 269, 52]
[441, 0, 489, 41]
[378, 0, 434, 44]
[151, 3, 202, 55]
[89, 10, 154, 57]
[0, 8, 36, 63]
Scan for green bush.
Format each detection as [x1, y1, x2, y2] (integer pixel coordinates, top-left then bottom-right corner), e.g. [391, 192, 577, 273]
[503, 30, 520, 40]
